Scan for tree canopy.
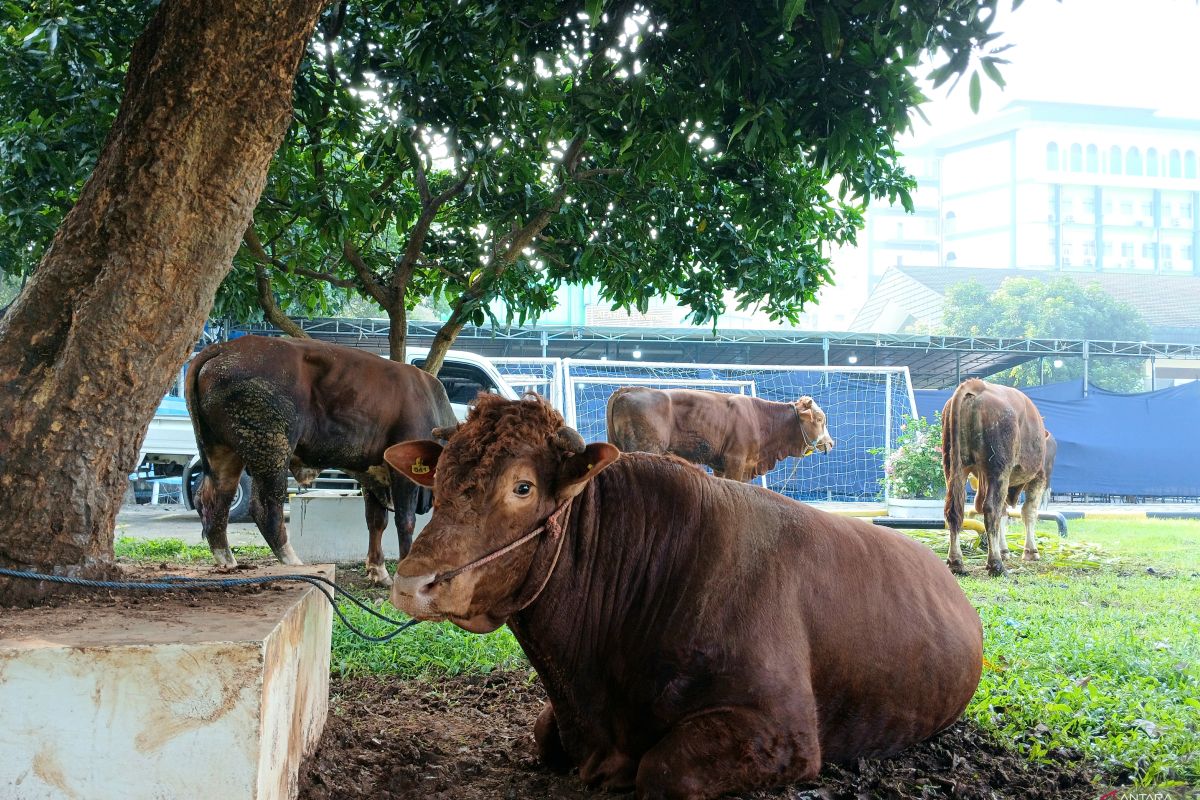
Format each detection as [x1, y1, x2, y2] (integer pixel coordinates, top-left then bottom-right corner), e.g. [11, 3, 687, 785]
[3, 0, 1013, 370]
[939, 277, 1150, 392]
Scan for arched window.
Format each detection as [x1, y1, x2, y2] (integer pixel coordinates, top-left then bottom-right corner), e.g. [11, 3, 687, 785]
[1186, 151, 1197, 179]
[1126, 147, 1143, 176]
[1045, 142, 1060, 171]
[1109, 145, 1122, 175]
[1147, 147, 1160, 177]
[1086, 144, 1099, 173]
[1169, 150, 1182, 178]
[1069, 143, 1083, 172]
[944, 210, 957, 235]
[946, 251, 957, 264]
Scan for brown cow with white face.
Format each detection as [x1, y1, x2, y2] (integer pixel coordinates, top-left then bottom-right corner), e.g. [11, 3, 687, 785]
[942, 378, 1052, 577]
[385, 394, 982, 800]
[606, 387, 834, 482]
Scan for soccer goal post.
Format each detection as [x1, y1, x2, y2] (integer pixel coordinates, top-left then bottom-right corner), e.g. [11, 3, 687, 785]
[561, 359, 916, 504]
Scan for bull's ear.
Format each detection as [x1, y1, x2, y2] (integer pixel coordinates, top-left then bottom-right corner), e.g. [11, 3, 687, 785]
[383, 440, 443, 488]
[797, 395, 814, 409]
[557, 442, 620, 501]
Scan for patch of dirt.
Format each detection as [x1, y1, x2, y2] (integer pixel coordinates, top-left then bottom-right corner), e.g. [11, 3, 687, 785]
[299, 671, 1105, 800]
[0, 561, 326, 641]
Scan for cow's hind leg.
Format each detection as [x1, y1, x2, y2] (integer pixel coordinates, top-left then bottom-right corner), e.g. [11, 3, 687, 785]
[392, 477, 419, 559]
[1020, 477, 1047, 562]
[945, 469, 968, 575]
[363, 490, 391, 587]
[249, 468, 301, 566]
[197, 445, 244, 569]
[635, 707, 820, 800]
[983, 479, 1010, 577]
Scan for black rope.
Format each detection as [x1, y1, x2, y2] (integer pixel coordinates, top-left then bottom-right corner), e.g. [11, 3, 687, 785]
[0, 567, 421, 643]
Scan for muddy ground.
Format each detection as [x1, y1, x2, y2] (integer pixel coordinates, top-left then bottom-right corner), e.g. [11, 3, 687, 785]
[299, 670, 1104, 800]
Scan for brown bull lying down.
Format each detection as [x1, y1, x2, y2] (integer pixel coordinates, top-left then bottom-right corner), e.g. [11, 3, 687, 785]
[185, 335, 456, 585]
[942, 378, 1054, 577]
[385, 394, 982, 799]
[606, 386, 835, 481]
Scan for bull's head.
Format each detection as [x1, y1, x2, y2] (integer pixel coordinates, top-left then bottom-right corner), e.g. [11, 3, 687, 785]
[794, 396, 835, 455]
[383, 399, 619, 634]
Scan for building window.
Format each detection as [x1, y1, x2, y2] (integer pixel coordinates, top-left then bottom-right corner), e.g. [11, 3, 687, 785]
[1083, 241, 1096, 258]
[1121, 242, 1134, 258]
[1069, 143, 1083, 172]
[1147, 148, 1160, 177]
[1109, 145, 1122, 174]
[1086, 144, 1099, 173]
[946, 251, 957, 264]
[1161, 243, 1173, 259]
[1186, 151, 1198, 179]
[944, 210, 957, 235]
[1103, 197, 1114, 214]
[1185, 245, 1194, 261]
[1182, 201, 1194, 218]
[1120, 200, 1134, 216]
[1142, 243, 1155, 258]
[1046, 142, 1060, 171]
[1169, 150, 1182, 178]
[1103, 242, 1113, 257]
[1083, 196, 1096, 215]
[1127, 147, 1143, 176]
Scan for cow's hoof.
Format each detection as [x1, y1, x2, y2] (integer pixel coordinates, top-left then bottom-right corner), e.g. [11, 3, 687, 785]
[1022, 549, 1040, 562]
[946, 558, 967, 576]
[987, 561, 1009, 577]
[212, 548, 238, 569]
[273, 542, 304, 567]
[366, 564, 393, 587]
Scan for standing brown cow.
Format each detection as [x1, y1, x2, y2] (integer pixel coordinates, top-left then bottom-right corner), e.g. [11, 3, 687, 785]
[185, 335, 456, 585]
[606, 387, 834, 482]
[942, 378, 1051, 577]
[384, 394, 982, 799]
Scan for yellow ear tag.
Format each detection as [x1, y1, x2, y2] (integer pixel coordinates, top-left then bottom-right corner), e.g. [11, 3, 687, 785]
[586, 463, 594, 470]
[411, 457, 431, 475]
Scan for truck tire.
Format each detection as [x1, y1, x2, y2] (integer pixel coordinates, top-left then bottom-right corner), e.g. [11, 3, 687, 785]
[184, 458, 253, 523]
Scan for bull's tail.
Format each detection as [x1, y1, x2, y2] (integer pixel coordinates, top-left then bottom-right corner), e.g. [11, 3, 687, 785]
[183, 343, 225, 536]
[943, 381, 984, 532]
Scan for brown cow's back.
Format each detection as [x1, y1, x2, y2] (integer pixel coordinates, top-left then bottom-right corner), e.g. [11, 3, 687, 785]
[511, 453, 982, 770]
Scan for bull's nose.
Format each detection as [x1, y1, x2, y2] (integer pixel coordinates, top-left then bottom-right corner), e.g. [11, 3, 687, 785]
[390, 571, 438, 615]
[820, 437, 835, 452]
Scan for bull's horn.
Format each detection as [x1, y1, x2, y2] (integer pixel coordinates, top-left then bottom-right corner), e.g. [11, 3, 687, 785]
[552, 426, 586, 455]
[432, 424, 460, 441]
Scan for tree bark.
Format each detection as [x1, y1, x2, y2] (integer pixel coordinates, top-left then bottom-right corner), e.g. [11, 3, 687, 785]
[0, 0, 326, 604]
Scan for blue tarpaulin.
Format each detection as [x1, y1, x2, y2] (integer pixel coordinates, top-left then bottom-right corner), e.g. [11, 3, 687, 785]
[914, 380, 1200, 497]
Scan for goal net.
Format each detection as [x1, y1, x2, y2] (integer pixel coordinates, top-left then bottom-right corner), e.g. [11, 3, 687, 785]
[560, 359, 916, 503]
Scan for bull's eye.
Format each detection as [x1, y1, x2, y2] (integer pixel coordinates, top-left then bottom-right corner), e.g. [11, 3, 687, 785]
[514, 481, 534, 497]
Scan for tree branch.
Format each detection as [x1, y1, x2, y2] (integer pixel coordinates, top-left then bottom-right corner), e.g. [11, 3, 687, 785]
[400, 130, 431, 205]
[243, 225, 359, 289]
[254, 263, 310, 339]
[342, 241, 392, 306]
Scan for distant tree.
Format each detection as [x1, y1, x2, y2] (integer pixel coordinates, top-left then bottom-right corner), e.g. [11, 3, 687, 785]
[3, 0, 1016, 373]
[939, 277, 1151, 392]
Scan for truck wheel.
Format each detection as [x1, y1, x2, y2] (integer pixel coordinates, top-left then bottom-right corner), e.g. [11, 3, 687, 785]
[184, 459, 253, 523]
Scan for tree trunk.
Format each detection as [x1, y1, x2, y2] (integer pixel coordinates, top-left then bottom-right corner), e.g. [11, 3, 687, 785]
[0, 0, 326, 604]
[422, 315, 467, 378]
[387, 303, 408, 362]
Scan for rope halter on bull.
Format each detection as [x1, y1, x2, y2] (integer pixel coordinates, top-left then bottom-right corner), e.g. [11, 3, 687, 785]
[423, 426, 584, 613]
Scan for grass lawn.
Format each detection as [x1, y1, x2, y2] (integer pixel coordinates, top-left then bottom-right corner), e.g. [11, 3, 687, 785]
[118, 516, 1200, 788]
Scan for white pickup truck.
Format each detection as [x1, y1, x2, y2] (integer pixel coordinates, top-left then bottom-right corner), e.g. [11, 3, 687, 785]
[135, 346, 520, 520]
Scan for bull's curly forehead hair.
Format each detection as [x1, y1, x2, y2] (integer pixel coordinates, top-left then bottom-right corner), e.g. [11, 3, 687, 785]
[439, 392, 566, 496]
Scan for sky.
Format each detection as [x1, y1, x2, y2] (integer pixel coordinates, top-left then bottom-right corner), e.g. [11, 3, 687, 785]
[799, 0, 1200, 329]
[908, 0, 1200, 143]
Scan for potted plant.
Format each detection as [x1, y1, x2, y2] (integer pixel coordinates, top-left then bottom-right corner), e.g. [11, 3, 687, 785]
[872, 413, 947, 519]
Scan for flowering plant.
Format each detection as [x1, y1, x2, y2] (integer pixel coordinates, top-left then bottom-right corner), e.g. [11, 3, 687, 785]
[871, 413, 946, 499]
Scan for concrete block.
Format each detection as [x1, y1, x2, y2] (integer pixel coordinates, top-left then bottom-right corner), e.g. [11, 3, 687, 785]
[0, 564, 334, 800]
[291, 491, 430, 563]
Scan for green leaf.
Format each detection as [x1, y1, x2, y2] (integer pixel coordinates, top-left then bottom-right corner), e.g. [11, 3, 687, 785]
[969, 70, 982, 113]
[980, 57, 1006, 88]
[782, 0, 807, 30]
[585, 0, 603, 28]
